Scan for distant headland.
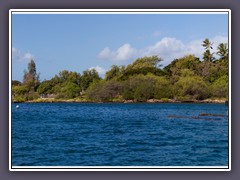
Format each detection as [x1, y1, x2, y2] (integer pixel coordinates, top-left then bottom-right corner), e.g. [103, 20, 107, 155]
[12, 39, 228, 104]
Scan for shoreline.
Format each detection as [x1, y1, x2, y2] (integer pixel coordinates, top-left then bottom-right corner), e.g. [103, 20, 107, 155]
[12, 98, 228, 104]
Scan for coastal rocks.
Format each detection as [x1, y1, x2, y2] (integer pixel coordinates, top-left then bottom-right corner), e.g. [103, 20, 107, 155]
[147, 99, 160, 103]
[147, 99, 175, 103]
[13, 97, 228, 104]
[147, 98, 226, 103]
[147, 99, 162, 103]
[123, 100, 135, 103]
[199, 99, 226, 103]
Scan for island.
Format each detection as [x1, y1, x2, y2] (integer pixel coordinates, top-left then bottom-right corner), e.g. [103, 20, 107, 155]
[12, 39, 228, 104]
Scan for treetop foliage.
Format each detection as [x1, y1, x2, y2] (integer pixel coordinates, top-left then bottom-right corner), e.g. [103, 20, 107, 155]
[127, 56, 163, 69]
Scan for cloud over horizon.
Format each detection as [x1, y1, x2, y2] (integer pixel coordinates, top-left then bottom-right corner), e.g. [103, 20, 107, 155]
[98, 35, 228, 66]
[98, 43, 137, 63]
[12, 47, 35, 62]
[89, 65, 107, 75]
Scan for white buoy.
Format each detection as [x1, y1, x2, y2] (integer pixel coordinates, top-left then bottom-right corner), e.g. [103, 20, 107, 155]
[16, 105, 19, 109]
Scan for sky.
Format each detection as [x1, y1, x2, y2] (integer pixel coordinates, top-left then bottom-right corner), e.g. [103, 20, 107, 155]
[11, 12, 229, 81]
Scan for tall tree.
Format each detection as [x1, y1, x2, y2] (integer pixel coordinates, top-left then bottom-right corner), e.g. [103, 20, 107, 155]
[23, 59, 40, 91]
[202, 38, 214, 62]
[217, 43, 228, 61]
[202, 38, 213, 50]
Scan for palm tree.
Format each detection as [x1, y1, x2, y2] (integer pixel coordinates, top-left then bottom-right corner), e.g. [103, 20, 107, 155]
[217, 43, 228, 61]
[202, 38, 214, 62]
[202, 38, 213, 50]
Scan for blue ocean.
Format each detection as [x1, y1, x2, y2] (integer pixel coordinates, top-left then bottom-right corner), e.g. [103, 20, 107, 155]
[11, 103, 228, 167]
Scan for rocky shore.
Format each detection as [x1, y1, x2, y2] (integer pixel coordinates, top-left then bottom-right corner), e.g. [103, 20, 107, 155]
[12, 98, 227, 104]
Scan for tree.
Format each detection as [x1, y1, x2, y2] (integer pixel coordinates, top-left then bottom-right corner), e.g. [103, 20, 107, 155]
[122, 74, 164, 101]
[12, 85, 29, 102]
[202, 38, 214, 62]
[105, 65, 125, 81]
[81, 69, 101, 91]
[23, 59, 40, 91]
[217, 43, 228, 61]
[202, 38, 213, 50]
[127, 56, 163, 70]
[211, 75, 228, 98]
[59, 82, 81, 99]
[58, 70, 81, 85]
[37, 80, 55, 95]
[203, 49, 214, 62]
[163, 55, 201, 82]
[174, 69, 209, 100]
[41, 70, 82, 98]
[12, 85, 28, 96]
[154, 76, 173, 99]
[118, 56, 165, 80]
[86, 80, 123, 102]
[12, 80, 21, 86]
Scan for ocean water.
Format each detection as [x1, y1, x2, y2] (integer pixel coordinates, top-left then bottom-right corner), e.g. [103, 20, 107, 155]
[11, 103, 229, 167]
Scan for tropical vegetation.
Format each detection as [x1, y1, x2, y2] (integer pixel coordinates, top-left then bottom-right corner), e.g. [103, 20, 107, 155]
[12, 39, 229, 103]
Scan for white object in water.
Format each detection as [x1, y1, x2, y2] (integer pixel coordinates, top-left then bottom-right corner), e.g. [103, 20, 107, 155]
[16, 105, 19, 109]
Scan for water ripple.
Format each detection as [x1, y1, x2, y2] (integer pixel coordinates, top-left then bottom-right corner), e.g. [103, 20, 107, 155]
[12, 103, 228, 166]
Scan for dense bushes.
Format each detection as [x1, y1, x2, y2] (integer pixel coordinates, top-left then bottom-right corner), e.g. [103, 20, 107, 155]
[174, 69, 209, 100]
[210, 75, 228, 98]
[86, 80, 124, 102]
[122, 74, 172, 101]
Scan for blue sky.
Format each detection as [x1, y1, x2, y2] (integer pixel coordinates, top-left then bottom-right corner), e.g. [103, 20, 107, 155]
[12, 13, 229, 81]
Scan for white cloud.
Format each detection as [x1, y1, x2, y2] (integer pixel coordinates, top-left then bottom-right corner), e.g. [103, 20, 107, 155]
[98, 35, 228, 66]
[185, 39, 203, 58]
[12, 47, 19, 54]
[89, 65, 107, 75]
[212, 35, 228, 52]
[22, 53, 34, 60]
[98, 47, 112, 59]
[12, 47, 21, 60]
[12, 47, 34, 62]
[98, 43, 137, 62]
[114, 44, 136, 61]
[142, 37, 185, 65]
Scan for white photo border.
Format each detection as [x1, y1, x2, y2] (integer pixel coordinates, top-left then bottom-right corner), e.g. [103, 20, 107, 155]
[9, 9, 231, 171]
